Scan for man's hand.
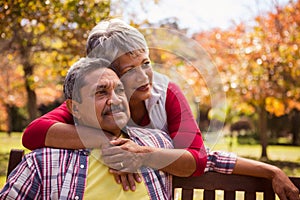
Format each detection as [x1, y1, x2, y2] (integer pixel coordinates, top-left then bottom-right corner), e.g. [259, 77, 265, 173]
[271, 169, 300, 200]
[109, 168, 142, 191]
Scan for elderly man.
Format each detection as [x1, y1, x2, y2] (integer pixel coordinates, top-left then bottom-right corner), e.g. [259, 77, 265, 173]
[0, 57, 186, 200]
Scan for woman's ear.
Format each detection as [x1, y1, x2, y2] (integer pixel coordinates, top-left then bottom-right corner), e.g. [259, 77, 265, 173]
[66, 99, 80, 119]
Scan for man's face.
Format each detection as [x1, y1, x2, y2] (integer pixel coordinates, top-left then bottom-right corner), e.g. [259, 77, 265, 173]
[76, 68, 130, 135]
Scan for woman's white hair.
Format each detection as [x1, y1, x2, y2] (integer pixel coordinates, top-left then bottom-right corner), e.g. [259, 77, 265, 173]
[86, 19, 149, 64]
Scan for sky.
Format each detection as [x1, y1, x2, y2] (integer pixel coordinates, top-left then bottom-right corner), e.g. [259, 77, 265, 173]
[111, 0, 292, 33]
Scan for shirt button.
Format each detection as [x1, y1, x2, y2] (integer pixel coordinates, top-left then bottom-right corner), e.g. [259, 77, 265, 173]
[80, 164, 85, 169]
[75, 196, 79, 200]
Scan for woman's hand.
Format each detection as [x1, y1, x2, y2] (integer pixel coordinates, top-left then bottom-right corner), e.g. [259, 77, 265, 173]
[102, 137, 196, 177]
[101, 138, 149, 173]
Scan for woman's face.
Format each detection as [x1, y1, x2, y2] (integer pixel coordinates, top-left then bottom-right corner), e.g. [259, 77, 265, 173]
[114, 51, 153, 104]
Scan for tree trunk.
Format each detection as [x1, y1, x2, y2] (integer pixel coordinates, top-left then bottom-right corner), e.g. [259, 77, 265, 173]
[25, 81, 38, 121]
[258, 105, 268, 160]
[291, 109, 300, 145]
[22, 55, 38, 122]
[5, 104, 12, 137]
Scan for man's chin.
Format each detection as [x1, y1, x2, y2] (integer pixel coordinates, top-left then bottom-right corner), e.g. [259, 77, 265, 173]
[101, 122, 126, 136]
[114, 119, 128, 129]
[103, 115, 128, 129]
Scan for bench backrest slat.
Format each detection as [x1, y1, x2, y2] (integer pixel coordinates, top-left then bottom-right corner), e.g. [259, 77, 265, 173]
[224, 191, 235, 200]
[204, 190, 215, 200]
[182, 189, 193, 200]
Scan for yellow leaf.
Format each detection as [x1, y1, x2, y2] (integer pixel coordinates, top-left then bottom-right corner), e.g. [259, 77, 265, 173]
[265, 97, 285, 117]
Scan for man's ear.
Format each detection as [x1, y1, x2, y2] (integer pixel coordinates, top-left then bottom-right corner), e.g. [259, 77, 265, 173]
[66, 99, 80, 119]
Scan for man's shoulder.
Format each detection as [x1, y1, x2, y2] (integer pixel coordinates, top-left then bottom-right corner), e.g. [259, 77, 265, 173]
[127, 127, 173, 148]
[127, 126, 164, 136]
[31, 147, 74, 153]
[25, 148, 86, 160]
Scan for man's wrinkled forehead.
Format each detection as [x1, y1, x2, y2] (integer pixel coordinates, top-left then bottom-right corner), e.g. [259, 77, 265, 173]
[83, 68, 121, 90]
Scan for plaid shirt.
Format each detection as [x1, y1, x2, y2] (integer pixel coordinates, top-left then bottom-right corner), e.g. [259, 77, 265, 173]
[1, 127, 236, 200]
[205, 149, 237, 174]
[0, 127, 174, 200]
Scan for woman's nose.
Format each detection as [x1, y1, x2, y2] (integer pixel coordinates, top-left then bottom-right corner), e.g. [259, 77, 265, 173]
[135, 66, 148, 81]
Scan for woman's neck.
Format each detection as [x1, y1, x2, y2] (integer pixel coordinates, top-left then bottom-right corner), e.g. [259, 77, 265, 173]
[129, 100, 147, 125]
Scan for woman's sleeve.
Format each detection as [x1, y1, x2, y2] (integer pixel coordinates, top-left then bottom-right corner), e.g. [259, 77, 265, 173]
[166, 82, 207, 176]
[22, 101, 74, 150]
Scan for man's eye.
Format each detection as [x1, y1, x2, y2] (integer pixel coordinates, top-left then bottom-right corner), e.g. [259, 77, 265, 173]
[115, 87, 125, 94]
[95, 90, 106, 95]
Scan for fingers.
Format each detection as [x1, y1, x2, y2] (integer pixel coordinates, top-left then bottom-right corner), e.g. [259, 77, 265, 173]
[101, 147, 138, 171]
[111, 170, 121, 184]
[106, 160, 125, 171]
[101, 140, 144, 172]
[110, 138, 130, 146]
[272, 176, 300, 200]
[102, 146, 125, 156]
[123, 174, 136, 191]
[102, 151, 131, 170]
[286, 188, 300, 200]
[276, 193, 287, 200]
[109, 169, 139, 191]
[133, 173, 142, 183]
[120, 175, 130, 191]
[102, 153, 127, 164]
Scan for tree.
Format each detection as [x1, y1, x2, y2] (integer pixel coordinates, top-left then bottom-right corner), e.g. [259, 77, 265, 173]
[194, 0, 300, 159]
[0, 51, 26, 133]
[0, 0, 110, 124]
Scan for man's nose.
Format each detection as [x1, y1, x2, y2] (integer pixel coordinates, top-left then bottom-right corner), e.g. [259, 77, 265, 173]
[106, 91, 122, 105]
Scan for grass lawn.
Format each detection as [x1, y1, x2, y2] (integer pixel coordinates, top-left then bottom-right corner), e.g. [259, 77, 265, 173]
[205, 133, 300, 176]
[0, 132, 29, 188]
[0, 132, 299, 194]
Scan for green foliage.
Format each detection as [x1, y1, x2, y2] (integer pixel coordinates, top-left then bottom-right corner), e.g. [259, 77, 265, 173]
[0, 0, 110, 124]
[194, 1, 300, 158]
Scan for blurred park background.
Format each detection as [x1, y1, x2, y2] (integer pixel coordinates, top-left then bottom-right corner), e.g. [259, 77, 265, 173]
[0, 0, 300, 188]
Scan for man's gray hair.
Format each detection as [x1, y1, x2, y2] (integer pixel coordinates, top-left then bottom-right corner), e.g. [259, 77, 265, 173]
[63, 57, 110, 103]
[86, 19, 148, 64]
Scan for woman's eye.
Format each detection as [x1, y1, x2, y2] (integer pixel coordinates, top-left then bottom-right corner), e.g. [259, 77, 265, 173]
[142, 62, 151, 68]
[128, 67, 136, 72]
[123, 67, 136, 75]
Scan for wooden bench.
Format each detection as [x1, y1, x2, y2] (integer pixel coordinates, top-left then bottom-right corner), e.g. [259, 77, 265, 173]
[6, 149, 300, 199]
[173, 173, 300, 200]
[6, 149, 24, 180]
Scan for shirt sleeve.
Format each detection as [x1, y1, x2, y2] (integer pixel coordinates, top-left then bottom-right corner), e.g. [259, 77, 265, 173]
[205, 149, 237, 174]
[165, 82, 207, 176]
[0, 153, 42, 199]
[22, 101, 74, 150]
